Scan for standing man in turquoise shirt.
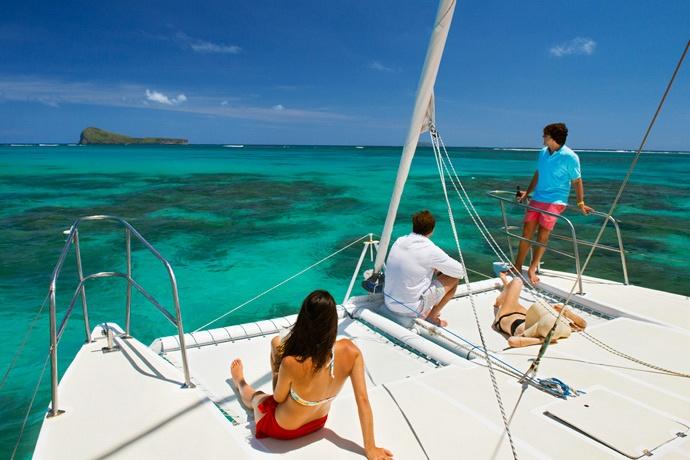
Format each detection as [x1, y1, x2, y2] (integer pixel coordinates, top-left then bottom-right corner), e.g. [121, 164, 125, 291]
[515, 123, 593, 284]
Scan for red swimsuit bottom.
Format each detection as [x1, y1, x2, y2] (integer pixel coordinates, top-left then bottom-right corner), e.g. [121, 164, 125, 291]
[255, 396, 329, 440]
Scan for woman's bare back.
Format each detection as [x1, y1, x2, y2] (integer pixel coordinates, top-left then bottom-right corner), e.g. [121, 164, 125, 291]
[273, 338, 357, 429]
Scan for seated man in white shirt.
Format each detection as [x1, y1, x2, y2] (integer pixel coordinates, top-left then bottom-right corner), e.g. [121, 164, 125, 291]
[383, 210, 465, 327]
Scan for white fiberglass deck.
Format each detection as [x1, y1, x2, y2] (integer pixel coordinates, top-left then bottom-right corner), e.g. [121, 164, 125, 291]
[33, 325, 249, 460]
[158, 314, 690, 459]
[34, 273, 690, 459]
[536, 268, 690, 331]
[159, 314, 443, 424]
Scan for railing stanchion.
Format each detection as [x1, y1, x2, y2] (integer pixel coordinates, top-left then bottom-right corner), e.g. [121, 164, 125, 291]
[499, 201, 514, 262]
[125, 229, 132, 336]
[487, 191, 627, 292]
[563, 218, 584, 294]
[608, 214, 629, 285]
[343, 238, 373, 305]
[368, 233, 375, 262]
[44, 215, 196, 410]
[47, 288, 62, 417]
[74, 230, 91, 342]
[168, 270, 194, 388]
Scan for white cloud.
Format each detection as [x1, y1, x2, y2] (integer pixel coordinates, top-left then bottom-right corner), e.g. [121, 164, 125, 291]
[145, 89, 171, 104]
[0, 76, 351, 123]
[145, 89, 187, 105]
[190, 41, 241, 54]
[176, 32, 241, 54]
[549, 37, 597, 57]
[369, 60, 394, 72]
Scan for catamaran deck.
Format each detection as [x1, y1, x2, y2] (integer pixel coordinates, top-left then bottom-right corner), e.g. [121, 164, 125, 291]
[536, 268, 690, 332]
[31, 324, 251, 460]
[33, 271, 690, 459]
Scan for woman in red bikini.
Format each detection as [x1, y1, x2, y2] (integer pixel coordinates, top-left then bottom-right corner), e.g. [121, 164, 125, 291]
[230, 290, 393, 460]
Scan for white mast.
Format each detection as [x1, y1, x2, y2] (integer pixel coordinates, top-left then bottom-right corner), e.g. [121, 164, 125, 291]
[374, 0, 457, 273]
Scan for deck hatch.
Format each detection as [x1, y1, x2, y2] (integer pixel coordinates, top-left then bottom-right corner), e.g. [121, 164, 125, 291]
[544, 388, 688, 458]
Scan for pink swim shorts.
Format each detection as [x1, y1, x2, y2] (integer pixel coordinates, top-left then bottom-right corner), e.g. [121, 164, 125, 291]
[524, 200, 566, 231]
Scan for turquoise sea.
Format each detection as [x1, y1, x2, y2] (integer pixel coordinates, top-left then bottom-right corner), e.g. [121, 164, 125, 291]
[1, 144, 689, 457]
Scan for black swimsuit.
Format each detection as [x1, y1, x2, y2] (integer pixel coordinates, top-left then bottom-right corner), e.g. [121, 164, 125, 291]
[493, 311, 526, 336]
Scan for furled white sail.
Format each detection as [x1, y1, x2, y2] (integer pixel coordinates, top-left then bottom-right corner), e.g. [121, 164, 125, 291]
[374, 0, 457, 272]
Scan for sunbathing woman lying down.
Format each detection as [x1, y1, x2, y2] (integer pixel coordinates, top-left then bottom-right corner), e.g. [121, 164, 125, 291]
[492, 269, 586, 348]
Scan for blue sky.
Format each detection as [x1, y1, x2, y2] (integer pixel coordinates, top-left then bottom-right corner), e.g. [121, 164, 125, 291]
[1, 0, 689, 149]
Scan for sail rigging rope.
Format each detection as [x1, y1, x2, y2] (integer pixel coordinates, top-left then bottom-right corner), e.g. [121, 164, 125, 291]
[1, 292, 50, 391]
[525, 39, 690, 379]
[433, 131, 567, 316]
[382, 287, 576, 398]
[10, 352, 50, 460]
[381, 384, 431, 460]
[194, 233, 373, 332]
[430, 126, 520, 460]
[434, 133, 593, 333]
[420, 130, 585, 395]
[432, 122, 690, 379]
[421, 122, 689, 426]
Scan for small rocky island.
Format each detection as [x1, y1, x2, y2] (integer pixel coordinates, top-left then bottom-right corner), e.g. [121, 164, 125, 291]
[79, 127, 188, 145]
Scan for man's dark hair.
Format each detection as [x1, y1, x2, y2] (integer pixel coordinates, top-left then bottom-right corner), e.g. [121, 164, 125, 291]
[412, 210, 435, 235]
[543, 123, 568, 146]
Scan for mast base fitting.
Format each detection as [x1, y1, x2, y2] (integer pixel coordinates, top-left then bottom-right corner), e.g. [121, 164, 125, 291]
[362, 272, 385, 293]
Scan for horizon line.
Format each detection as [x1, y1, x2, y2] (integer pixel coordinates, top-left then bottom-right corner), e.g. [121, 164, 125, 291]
[2, 143, 689, 154]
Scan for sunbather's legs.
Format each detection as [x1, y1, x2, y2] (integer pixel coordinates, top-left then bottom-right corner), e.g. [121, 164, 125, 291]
[508, 334, 561, 348]
[553, 304, 587, 331]
[494, 276, 524, 312]
[508, 336, 544, 348]
[231, 359, 269, 422]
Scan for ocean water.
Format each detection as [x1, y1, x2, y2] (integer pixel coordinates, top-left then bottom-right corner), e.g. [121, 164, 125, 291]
[1, 144, 689, 457]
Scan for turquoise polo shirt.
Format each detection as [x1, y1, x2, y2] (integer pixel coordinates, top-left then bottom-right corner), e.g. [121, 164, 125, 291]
[532, 145, 581, 205]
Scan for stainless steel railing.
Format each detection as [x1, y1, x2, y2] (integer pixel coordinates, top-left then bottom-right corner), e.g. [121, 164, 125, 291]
[47, 215, 194, 418]
[487, 191, 629, 293]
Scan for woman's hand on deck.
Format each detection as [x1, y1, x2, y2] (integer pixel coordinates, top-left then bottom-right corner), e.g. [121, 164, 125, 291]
[366, 446, 394, 460]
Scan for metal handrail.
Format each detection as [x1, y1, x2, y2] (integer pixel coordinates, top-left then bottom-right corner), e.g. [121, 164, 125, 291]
[46, 215, 194, 418]
[487, 191, 629, 291]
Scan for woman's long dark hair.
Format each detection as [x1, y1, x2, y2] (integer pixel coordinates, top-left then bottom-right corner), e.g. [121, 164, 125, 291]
[281, 290, 338, 372]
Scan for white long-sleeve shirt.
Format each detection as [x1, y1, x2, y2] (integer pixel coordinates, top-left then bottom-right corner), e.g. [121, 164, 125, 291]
[383, 233, 465, 316]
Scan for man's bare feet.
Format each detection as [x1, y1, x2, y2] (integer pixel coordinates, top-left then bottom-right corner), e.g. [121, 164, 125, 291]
[527, 267, 540, 285]
[426, 315, 448, 327]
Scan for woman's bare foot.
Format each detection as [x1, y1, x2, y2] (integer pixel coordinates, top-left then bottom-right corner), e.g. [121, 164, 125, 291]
[498, 271, 509, 287]
[230, 358, 245, 384]
[230, 359, 257, 408]
[527, 267, 540, 285]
